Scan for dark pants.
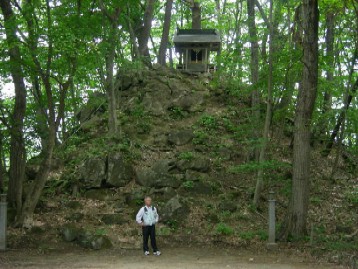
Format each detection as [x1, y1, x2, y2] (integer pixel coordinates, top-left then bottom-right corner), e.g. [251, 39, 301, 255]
[142, 225, 158, 252]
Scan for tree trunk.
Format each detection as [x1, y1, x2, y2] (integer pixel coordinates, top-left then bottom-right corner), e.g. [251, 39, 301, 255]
[158, 0, 173, 66]
[318, 12, 335, 139]
[138, 0, 155, 63]
[106, 33, 118, 134]
[247, 0, 260, 161]
[1, 0, 27, 215]
[0, 133, 4, 194]
[192, 2, 201, 29]
[253, 0, 274, 207]
[322, 12, 335, 116]
[280, 0, 319, 240]
[16, 126, 56, 228]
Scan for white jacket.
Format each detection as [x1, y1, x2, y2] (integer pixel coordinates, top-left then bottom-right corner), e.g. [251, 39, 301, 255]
[136, 206, 159, 226]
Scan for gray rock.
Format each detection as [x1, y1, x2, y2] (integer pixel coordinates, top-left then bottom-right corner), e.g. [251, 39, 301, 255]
[168, 130, 194, 146]
[78, 231, 113, 250]
[160, 196, 189, 223]
[62, 225, 81, 242]
[177, 157, 210, 172]
[152, 159, 176, 174]
[172, 92, 205, 112]
[153, 175, 181, 188]
[80, 158, 106, 188]
[150, 187, 177, 201]
[184, 170, 206, 181]
[76, 93, 106, 123]
[135, 168, 156, 187]
[190, 158, 211, 172]
[107, 153, 133, 187]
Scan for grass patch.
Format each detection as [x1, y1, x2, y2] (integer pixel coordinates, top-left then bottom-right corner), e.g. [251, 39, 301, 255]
[215, 223, 234, 235]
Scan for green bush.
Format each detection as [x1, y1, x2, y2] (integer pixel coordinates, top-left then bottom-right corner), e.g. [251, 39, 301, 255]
[182, 180, 194, 189]
[178, 151, 194, 160]
[199, 115, 218, 130]
[169, 107, 186, 119]
[193, 130, 209, 145]
[215, 223, 234, 235]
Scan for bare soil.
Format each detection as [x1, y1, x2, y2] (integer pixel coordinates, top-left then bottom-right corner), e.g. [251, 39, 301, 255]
[0, 247, 346, 269]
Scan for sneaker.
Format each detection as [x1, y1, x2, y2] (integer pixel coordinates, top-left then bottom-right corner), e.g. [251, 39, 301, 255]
[153, 251, 161, 256]
[144, 251, 150, 256]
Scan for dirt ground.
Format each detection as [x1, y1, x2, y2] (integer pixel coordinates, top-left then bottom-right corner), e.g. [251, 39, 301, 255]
[0, 247, 346, 269]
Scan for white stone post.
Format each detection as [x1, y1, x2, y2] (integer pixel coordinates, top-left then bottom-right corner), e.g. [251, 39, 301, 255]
[267, 191, 277, 249]
[0, 194, 7, 250]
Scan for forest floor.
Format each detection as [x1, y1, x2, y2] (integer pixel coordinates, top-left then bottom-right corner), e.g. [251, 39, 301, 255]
[0, 246, 346, 269]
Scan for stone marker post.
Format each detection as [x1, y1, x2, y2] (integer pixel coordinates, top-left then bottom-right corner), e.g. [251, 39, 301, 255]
[267, 190, 277, 249]
[0, 194, 7, 250]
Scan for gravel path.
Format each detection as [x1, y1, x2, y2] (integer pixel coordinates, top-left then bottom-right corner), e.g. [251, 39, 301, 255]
[0, 247, 345, 269]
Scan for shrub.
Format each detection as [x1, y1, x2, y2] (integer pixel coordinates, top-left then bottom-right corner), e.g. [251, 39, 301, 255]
[178, 151, 194, 160]
[215, 223, 234, 235]
[182, 180, 194, 189]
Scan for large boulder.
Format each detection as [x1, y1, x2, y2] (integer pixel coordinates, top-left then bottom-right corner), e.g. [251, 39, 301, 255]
[135, 168, 181, 188]
[107, 153, 133, 187]
[171, 92, 205, 112]
[76, 92, 106, 124]
[135, 168, 156, 187]
[135, 159, 181, 188]
[79, 158, 106, 188]
[160, 196, 189, 223]
[152, 159, 177, 174]
[177, 157, 211, 172]
[61, 225, 82, 242]
[167, 130, 194, 146]
[77, 231, 113, 250]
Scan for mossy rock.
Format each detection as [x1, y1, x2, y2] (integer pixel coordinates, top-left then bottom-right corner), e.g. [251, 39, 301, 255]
[77, 231, 113, 250]
[61, 225, 83, 242]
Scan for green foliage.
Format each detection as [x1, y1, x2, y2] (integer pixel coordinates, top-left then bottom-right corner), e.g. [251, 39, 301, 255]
[193, 130, 210, 145]
[198, 115, 218, 130]
[169, 107, 186, 120]
[215, 223, 234, 236]
[344, 187, 358, 205]
[95, 228, 108, 236]
[182, 180, 194, 189]
[239, 229, 268, 241]
[178, 151, 194, 160]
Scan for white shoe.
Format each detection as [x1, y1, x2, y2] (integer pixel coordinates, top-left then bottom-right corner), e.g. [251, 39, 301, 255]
[153, 251, 161, 256]
[144, 251, 150, 256]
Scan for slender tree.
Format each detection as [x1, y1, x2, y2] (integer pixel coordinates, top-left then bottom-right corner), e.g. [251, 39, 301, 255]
[0, 0, 27, 216]
[247, 0, 261, 161]
[158, 0, 174, 66]
[138, 0, 156, 63]
[99, 1, 122, 134]
[253, 0, 274, 206]
[280, 0, 319, 239]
